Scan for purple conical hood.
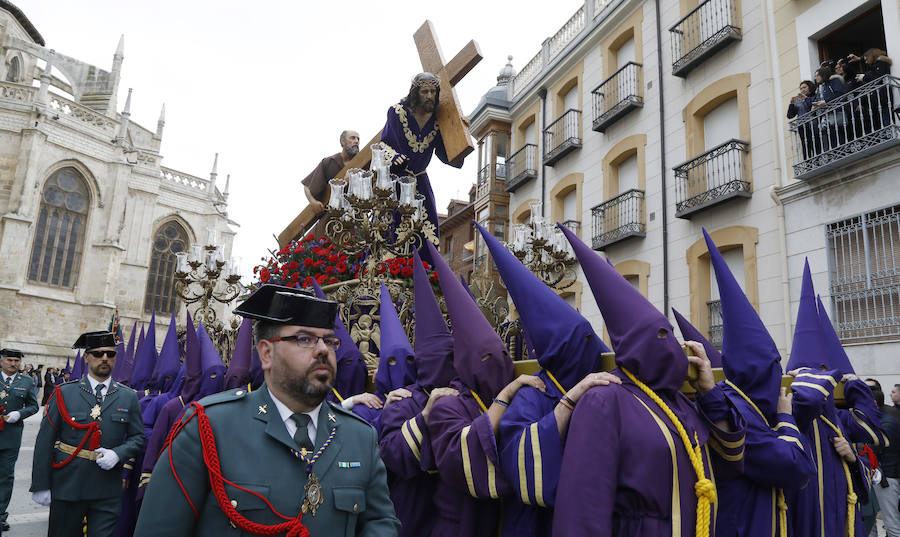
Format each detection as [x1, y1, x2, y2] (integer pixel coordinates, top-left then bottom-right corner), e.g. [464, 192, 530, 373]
[195, 322, 226, 399]
[704, 229, 782, 417]
[154, 312, 182, 393]
[560, 224, 687, 392]
[63, 357, 71, 375]
[131, 312, 159, 392]
[375, 282, 416, 395]
[115, 321, 137, 383]
[413, 250, 455, 389]
[180, 312, 202, 401]
[167, 365, 186, 396]
[477, 222, 607, 389]
[460, 274, 476, 300]
[672, 308, 722, 368]
[224, 318, 253, 390]
[311, 280, 367, 398]
[71, 350, 84, 380]
[249, 347, 264, 390]
[787, 260, 830, 371]
[816, 295, 855, 375]
[428, 241, 513, 400]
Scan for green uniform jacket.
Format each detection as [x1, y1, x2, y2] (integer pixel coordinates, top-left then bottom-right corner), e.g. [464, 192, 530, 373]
[0, 373, 38, 451]
[30, 378, 145, 500]
[135, 386, 400, 537]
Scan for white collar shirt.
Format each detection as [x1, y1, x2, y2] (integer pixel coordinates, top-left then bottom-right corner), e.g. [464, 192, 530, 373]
[86, 374, 111, 400]
[269, 391, 321, 446]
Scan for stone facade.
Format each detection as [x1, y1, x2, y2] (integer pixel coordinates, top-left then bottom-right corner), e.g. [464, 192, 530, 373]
[0, 3, 237, 368]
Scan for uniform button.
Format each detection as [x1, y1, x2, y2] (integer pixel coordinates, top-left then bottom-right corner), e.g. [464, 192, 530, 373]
[353, 504, 358, 512]
[235, 390, 244, 396]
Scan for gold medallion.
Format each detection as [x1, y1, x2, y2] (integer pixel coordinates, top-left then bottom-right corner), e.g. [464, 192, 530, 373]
[90, 404, 101, 420]
[302, 473, 324, 516]
[300, 447, 309, 458]
[0, 390, 7, 399]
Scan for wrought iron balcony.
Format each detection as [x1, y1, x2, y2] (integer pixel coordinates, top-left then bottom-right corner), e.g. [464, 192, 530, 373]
[708, 299, 723, 349]
[592, 62, 643, 133]
[674, 139, 750, 219]
[477, 162, 508, 198]
[474, 254, 488, 272]
[560, 219, 581, 236]
[544, 109, 582, 166]
[506, 144, 538, 193]
[790, 75, 900, 180]
[670, 0, 741, 77]
[591, 189, 646, 250]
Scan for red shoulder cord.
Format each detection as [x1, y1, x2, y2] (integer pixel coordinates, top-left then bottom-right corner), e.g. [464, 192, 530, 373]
[51, 386, 101, 469]
[162, 401, 309, 537]
[0, 404, 5, 431]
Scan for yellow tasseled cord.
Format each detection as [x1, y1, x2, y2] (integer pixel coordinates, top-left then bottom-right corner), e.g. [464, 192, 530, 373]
[777, 490, 788, 537]
[819, 416, 857, 537]
[622, 368, 716, 537]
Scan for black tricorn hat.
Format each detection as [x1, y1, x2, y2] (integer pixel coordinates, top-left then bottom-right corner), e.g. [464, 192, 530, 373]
[234, 284, 338, 329]
[0, 348, 24, 358]
[73, 331, 117, 350]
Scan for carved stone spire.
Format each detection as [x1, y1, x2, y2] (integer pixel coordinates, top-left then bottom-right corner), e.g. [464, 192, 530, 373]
[155, 103, 166, 139]
[117, 88, 132, 141]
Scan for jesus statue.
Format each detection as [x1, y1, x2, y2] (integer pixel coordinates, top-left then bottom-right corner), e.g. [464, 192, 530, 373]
[379, 72, 465, 240]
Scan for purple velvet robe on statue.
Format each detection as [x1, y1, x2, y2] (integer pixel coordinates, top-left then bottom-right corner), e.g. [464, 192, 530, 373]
[380, 103, 462, 235]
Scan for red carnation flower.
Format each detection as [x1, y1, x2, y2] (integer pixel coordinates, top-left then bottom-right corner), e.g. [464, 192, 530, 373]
[304, 276, 313, 287]
[315, 273, 327, 284]
[260, 268, 270, 282]
[325, 266, 336, 275]
[303, 258, 314, 267]
[327, 254, 339, 264]
[336, 262, 347, 274]
[253, 266, 259, 274]
[291, 272, 300, 282]
[305, 233, 315, 241]
[289, 261, 299, 270]
[389, 266, 401, 275]
[401, 267, 413, 277]
[376, 264, 386, 275]
[429, 273, 439, 283]
[328, 277, 339, 284]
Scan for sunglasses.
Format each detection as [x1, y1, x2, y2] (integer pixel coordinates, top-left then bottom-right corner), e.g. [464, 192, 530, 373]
[87, 350, 117, 358]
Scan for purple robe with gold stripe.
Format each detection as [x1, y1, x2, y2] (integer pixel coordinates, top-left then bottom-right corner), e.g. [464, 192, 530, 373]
[428, 381, 513, 537]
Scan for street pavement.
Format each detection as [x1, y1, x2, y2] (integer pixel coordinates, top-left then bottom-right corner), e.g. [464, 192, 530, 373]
[7, 408, 48, 537]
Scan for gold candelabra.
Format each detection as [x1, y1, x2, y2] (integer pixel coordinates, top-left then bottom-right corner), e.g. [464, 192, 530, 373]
[174, 228, 243, 361]
[508, 201, 578, 291]
[318, 144, 439, 372]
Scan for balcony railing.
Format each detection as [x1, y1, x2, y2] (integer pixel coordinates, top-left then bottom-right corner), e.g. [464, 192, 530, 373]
[592, 62, 643, 132]
[670, 0, 741, 77]
[544, 109, 582, 166]
[560, 219, 581, 236]
[506, 144, 538, 192]
[474, 254, 488, 272]
[477, 162, 508, 198]
[674, 139, 750, 219]
[708, 299, 723, 349]
[790, 75, 900, 180]
[591, 189, 646, 250]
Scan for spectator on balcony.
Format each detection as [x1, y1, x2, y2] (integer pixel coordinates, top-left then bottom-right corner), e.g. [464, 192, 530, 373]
[851, 49, 894, 133]
[812, 67, 847, 150]
[787, 80, 818, 159]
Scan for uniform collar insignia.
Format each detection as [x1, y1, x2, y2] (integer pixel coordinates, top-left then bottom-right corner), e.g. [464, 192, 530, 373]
[328, 413, 336, 422]
[258, 404, 268, 414]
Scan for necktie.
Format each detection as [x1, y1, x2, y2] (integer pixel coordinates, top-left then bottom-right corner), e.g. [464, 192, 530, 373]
[292, 413, 314, 453]
[95, 383, 105, 402]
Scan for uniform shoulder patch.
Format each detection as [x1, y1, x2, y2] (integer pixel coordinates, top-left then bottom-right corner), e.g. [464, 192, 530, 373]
[197, 388, 248, 408]
[113, 382, 136, 394]
[327, 401, 375, 429]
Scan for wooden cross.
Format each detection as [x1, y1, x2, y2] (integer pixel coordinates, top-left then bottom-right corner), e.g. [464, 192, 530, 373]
[278, 21, 482, 246]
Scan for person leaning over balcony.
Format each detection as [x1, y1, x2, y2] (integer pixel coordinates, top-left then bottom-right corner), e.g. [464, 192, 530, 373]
[787, 80, 819, 159]
[812, 66, 847, 149]
[866, 378, 900, 537]
[850, 49, 894, 132]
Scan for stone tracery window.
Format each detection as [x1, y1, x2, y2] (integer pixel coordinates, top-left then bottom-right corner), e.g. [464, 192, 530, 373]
[27, 167, 89, 288]
[144, 221, 189, 314]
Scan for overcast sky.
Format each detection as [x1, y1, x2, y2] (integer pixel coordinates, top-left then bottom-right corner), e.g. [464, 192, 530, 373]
[18, 0, 581, 281]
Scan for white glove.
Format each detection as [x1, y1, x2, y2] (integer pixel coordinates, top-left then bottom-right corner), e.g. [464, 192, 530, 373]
[95, 448, 120, 471]
[4, 411, 20, 424]
[32, 490, 51, 506]
[341, 395, 356, 410]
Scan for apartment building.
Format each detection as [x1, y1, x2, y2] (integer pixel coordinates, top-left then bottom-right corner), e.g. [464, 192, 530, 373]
[468, 0, 900, 380]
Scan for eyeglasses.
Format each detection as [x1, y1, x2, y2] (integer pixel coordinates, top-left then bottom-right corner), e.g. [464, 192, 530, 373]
[267, 334, 342, 350]
[87, 350, 117, 358]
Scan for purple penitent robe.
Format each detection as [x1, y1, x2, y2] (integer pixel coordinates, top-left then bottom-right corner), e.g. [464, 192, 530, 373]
[380, 103, 461, 235]
[427, 381, 513, 537]
[552, 375, 745, 537]
[379, 386, 439, 537]
[789, 376, 885, 537]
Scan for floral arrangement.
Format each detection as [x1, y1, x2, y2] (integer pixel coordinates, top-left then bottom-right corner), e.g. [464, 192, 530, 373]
[250, 234, 440, 291]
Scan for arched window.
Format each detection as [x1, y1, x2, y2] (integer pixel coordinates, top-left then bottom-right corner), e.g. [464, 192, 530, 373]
[144, 221, 189, 314]
[27, 167, 89, 288]
[6, 56, 19, 83]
